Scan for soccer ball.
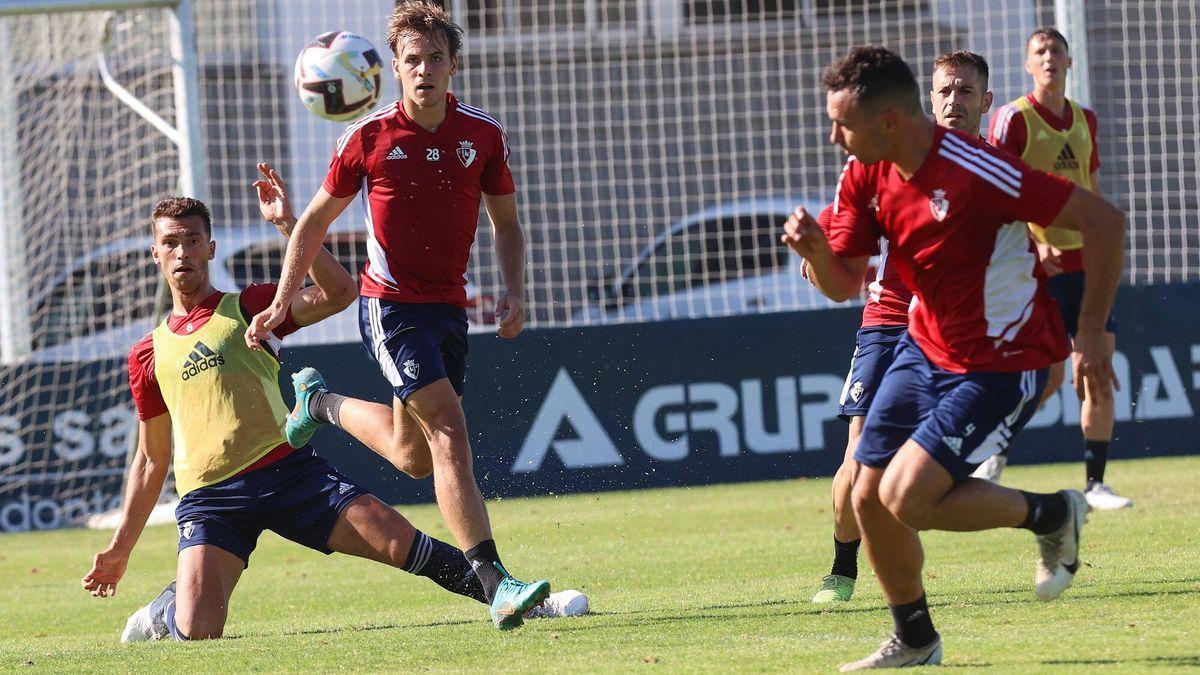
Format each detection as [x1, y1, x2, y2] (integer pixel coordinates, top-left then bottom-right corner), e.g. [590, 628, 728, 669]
[294, 31, 384, 122]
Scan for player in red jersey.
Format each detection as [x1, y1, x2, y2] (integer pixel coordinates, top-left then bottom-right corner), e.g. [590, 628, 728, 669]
[243, 2, 551, 629]
[805, 50, 994, 605]
[783, 47, 1124, 669]
[981, 28, 1131, 510]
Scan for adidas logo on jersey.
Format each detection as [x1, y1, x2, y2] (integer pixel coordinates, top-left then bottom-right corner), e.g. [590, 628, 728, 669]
[180, 341, 225, 380]
[1054, 143, 1079, 171]
[386, 145, 407, 160]
[942, 435, 964, 454]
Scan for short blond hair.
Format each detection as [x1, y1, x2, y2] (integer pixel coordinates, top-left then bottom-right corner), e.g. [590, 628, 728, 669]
[386, 1, 463, 58]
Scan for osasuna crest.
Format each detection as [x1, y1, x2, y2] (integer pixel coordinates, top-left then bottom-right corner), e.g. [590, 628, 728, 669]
[403, 358, 420, 381]
[179, 521, 196, 540]
[929, 188, 950, 222]
[457, 140, 477, 167]
[849, 381, 865, 403]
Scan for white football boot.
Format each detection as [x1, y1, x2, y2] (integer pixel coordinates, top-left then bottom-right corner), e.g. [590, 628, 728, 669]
[971, 454, 1007, 483]
[1084, 482, 1133, 510]
[524, 589, 589, 619]
[120, 581, 176, 643]
[1035, 490, 1090, 601]
[839, 634, 942, 671]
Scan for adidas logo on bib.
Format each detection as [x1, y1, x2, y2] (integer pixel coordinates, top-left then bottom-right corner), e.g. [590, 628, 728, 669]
[386, 145, 407, 160]
[180, 341, 225, 380]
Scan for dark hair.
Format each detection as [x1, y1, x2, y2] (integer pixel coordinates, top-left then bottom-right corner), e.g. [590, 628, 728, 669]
[1027, 27, 1069, 52]
[933, 50, 990, 88]
[386, 1, 463, 59]
[822, 45, 921, 112]
[152, 196, 211, 237]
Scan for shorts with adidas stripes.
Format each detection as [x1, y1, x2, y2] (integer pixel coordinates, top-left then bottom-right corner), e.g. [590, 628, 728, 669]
[854, 333, 1049, 482]
[838, 324, 908, 421]
[358, 297, 469, 402]
[174, 447, 369, 566]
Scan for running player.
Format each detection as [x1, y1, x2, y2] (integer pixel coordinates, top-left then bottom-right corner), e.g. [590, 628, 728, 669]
[243, 3, 550, 629]
[807, 50, 993, 604]
[783, 46, 1124, 669]
[82, 177, 497, 641]
[980, 28, 1132, 510]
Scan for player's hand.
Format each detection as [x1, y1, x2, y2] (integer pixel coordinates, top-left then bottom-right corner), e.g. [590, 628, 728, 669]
[82, 547, 129, 598]
[245, 304, 285, 350]
[494, 290, 526, 339]
[799, 258, 813, 282]
[254, 162, 295, 235]
[1037, 242, 1063, 277]
[780, 206, 831, 260]
[1072, 327, 1117, 400]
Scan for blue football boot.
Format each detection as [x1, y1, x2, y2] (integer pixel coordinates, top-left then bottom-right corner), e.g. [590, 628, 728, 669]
[489, 563, 551, 631]
[286, 367, 327, 448]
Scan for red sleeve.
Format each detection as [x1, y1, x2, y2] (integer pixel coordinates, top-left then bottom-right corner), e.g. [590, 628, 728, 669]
[321, 127, 366, 198]
[481, 123, 516, 196]
[826, 157, 883, 257]
[987, 103, 1027, 158]
[128, 335, 167, 421]
[816, 205, 834, 233]
[239, 283, 301, 338]
[1084, 107, 1101, 173]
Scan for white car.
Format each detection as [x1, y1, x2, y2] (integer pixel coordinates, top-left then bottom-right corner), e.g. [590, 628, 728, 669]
[576, 198, 856, 324]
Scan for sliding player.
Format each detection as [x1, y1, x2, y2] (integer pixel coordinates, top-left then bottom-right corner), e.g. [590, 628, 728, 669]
[84, 167, 580, 643]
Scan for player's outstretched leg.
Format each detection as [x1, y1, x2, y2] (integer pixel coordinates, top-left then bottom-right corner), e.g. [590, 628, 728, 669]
[120, 580, 176, 643]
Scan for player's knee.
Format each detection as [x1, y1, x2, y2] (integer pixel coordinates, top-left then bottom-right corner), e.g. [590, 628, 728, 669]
[393, 455, 433, 479]
[850, 477, 883, 517]
[832, 462, 856, 513]
[878, 472, 932, 529]
[175, 610, 225, 640]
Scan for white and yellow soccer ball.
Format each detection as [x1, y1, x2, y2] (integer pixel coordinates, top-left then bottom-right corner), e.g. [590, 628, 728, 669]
[294, 31, 383, 122]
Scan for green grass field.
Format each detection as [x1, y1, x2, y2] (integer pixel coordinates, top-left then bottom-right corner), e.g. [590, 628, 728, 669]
[2, 456, 1198, 672]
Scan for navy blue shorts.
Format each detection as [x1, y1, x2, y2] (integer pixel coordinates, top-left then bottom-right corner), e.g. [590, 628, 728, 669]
[359, 297, 469, 402]
[174, 448, 369, 566]
[838, 325, 907, 421]
[855, 334, 1048, 482]
[1047, 270, 1117, 336]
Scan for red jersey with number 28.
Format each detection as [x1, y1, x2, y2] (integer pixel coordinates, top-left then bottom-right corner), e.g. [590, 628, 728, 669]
[323, 93, 516, 307]
[825, 126, 1074, 373]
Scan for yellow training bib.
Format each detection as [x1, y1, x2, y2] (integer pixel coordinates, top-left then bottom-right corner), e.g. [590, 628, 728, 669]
[151, 292, 291, 496]
[1014, 96, 1094, 251]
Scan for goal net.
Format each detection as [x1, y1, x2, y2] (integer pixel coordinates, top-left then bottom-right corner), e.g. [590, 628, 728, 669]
[1, 0, 1196, 532]
[0, 5, 183, 532]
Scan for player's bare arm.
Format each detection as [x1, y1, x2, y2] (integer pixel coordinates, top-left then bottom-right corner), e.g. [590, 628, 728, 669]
[781, 206, 869, 302]
[253, 163, 358, 327]
[81, 413, 172, 598]
[483, 192, 526, 339]
[245, 187, 355, 348]
[1045, 186, 1126, 395]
